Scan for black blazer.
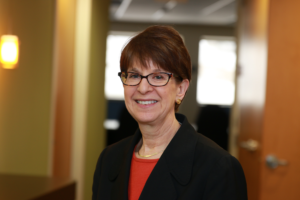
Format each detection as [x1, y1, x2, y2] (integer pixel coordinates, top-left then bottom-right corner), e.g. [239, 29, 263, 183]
[92, 114, 247, 200]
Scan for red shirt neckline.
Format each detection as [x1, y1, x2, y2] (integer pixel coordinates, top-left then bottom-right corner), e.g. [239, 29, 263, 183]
[128, 145, 159, 200]
[132, 150, 160, 162]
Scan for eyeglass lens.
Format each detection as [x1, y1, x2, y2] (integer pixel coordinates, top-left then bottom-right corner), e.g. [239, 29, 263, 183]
[121, 72, 170, 86]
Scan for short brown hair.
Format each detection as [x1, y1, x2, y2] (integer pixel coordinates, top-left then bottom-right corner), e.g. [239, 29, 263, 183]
[120, 25, 191, 111]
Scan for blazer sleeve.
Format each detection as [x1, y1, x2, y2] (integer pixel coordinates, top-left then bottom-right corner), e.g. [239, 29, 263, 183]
[92, 147, 107, 200]
[202, 155, 248, 200]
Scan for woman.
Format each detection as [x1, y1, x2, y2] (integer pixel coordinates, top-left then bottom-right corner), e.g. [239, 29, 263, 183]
[92, 25, 247, 200]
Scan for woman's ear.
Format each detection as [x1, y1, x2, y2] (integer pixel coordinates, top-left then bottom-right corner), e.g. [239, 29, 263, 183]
[176, 79, 189, 100]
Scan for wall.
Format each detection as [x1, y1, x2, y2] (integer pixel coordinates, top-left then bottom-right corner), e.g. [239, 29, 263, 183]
[72, 0, 109, 199]
[0, 0, 55, 176]
[0, 1, 109, 200]
[109, 22, 235, 124]
[83, 0, 109, 199]
[51, 0, 76, 178]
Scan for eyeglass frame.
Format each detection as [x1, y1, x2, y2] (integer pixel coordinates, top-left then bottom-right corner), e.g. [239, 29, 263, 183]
[118, 71, 182, 87]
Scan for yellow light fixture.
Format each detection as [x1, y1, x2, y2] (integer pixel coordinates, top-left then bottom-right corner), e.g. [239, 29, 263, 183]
[0, 35, 19, 69]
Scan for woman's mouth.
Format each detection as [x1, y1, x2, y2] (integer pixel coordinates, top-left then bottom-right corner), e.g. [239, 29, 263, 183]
[136, 100, 158, 105]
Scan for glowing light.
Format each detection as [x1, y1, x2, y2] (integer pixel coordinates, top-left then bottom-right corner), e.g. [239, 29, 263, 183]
[0, 35, 19, 69]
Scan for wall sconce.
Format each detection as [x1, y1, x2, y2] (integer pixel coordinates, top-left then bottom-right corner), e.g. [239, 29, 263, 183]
[0, 35, 19, 69]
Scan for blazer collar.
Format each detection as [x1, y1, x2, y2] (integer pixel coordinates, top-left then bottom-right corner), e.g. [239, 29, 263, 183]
[108, 113, 198, 199]
[108, 129, 141, 182]
[108, 128, 140, 200]
[162, 113, 198, 185]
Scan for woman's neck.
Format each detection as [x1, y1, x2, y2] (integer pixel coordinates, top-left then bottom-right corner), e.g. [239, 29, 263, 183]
[136, 114, 181, 159]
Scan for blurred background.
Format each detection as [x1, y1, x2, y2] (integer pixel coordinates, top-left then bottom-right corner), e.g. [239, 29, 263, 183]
[0, 0, 299, 200]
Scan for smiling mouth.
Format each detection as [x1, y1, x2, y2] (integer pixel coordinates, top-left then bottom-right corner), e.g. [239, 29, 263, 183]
[136, 100, 158, 105]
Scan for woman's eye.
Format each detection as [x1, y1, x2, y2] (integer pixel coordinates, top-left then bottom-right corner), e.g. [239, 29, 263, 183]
[154, 75, 163, 79]
[153, 74, 167, 80]
[128, 73, 140, 79]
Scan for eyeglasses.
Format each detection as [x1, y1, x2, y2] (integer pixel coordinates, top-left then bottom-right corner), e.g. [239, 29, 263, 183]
[118, 71, 179, 86]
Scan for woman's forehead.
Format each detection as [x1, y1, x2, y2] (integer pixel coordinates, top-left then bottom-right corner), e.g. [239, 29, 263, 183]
[127, 66, 163, 73]
[127, 59, 162, 72]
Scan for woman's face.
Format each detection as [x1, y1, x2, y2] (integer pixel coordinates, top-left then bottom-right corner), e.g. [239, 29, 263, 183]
[123, 60, 188, 125]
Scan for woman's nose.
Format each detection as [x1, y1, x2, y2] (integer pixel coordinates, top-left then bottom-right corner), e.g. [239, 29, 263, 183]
[137, 77, 152, 94]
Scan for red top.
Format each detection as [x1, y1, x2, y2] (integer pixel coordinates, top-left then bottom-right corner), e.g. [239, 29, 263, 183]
[128, 148, 159, 200]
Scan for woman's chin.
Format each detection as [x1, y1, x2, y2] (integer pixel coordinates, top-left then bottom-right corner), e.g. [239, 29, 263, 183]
[132, 113, 159, 125]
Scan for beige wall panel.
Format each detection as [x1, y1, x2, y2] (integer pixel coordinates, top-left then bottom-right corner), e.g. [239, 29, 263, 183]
[0, 0, 55, 175]
[72, 0, 109, 199]
[52, 0, 76, 178]
[83, 1, 109, 199]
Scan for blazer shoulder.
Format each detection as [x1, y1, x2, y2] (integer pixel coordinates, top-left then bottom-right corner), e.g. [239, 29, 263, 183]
[195, 132, 239, 165]
[193, 133, 247, 199]
[93, 135, 135, 183]
[97, 135, 135, 170]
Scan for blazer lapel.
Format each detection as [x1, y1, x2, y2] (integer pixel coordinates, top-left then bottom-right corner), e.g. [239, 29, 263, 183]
[110, 130, 142, 200]
[139, 114, 198, 200]
[139, 158, 177, 200]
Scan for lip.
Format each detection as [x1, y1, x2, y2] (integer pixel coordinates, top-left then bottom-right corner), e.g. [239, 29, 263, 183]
[135, 99, 158, 108]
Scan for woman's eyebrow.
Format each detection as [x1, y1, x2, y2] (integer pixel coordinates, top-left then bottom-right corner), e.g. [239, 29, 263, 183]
[127, 68, 140, 72]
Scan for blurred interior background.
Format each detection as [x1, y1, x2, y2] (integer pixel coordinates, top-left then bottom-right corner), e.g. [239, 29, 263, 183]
[0, 0, 299, 200]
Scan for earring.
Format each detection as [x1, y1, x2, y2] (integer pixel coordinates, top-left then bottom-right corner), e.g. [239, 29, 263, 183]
[176, 99, 182, 105]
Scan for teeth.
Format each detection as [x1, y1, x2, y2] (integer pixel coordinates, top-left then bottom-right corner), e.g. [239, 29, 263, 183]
[137, 100, 157, 105]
